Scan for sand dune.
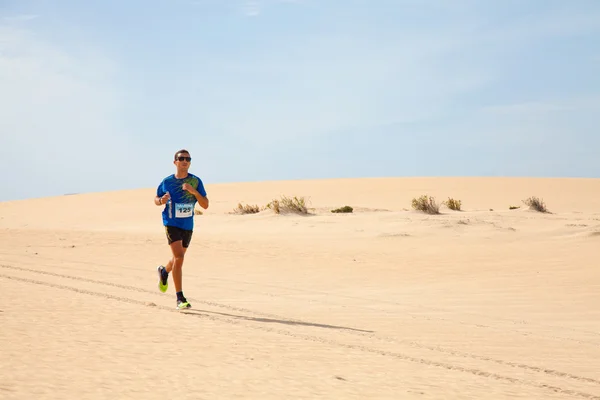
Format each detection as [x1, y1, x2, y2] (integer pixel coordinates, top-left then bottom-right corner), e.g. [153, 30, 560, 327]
[1, 177, 600, 399]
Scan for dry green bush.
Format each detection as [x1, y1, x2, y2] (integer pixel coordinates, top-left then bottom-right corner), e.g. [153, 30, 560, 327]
[266, 195, 309, 214]
[411, 195, 440, 214]
[331, 205, 353, 213]
[266, 199, 280, 214]
[233, 203, 261, 214]
[443, 197, 462, 211]
[509, 205, 520, 210]
[523, 196, 549, 213]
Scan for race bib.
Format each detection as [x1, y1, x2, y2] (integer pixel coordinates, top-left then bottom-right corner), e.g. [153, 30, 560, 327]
[175, 203, 194, 218]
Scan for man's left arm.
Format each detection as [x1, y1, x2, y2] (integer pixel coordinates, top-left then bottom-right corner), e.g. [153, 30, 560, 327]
[194, 190, 209, 210]
[184, 182, 209, 209]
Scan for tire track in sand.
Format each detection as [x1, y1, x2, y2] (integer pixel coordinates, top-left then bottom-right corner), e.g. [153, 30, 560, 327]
[1, 264, 600, 399]
[4, 249, 599, 342]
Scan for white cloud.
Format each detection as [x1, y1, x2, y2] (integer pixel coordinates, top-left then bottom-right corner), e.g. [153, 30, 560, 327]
[243, 0, 261, 16]
[474, 5, 600, 48]
[0, 24, 134, 200]
[169, 1, 598, 155]
[482, 95, 600, 116]
[235, 0, 305, 17]
[482, 102, 573, 116]
[184, 30, 490, 145]
[2, 14, 39, 22]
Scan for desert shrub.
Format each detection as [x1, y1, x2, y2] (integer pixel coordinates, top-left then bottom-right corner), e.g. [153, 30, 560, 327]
[266, 199, 280, 214]
[331, 205, 353, 213]
[266, 195, 309, 214]
[195, 208, 203, 215]
[281, 195, 308, 213]
[509, 205, 520, 210]
[411, 195, 440, 214]
[523, 196, 549, 213]
[233, 203, 260, 214]
[443, 197, 462, 211]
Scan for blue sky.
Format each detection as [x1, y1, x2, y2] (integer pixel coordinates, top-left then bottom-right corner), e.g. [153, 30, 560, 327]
[1, 0, 599, 201]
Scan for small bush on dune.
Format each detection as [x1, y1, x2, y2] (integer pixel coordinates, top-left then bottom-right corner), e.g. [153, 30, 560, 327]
[443, 197, 462, 211]
[233, 203, 261, 214]
[509, 205, 520, 210]
[411, 195, 440, 214]
[266, 199, 280, 214]
[331, 205, 353, 213]
[266, 195, 309, 214]
[281, 195, 308, 213]
[523, 196, 549, 213]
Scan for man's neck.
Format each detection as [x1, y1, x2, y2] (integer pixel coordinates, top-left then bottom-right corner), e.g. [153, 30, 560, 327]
[175, 170, 189, 179]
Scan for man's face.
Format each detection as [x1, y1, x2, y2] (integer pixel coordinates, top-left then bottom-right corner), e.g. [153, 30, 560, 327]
[174, 152, 192, 169]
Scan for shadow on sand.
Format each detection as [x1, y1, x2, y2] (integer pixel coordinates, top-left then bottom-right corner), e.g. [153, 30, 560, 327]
[180, 308, 373, 333]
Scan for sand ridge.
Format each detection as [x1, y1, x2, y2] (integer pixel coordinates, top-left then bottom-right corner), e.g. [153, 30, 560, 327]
[1, 177, 599, 399]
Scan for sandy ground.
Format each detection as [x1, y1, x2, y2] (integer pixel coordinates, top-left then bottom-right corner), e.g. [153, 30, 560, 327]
[1, 177, 599, 399]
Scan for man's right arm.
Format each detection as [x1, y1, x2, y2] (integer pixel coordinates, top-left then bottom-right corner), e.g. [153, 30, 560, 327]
[156, 192, 170, 206]
[155, 182, 167, 206]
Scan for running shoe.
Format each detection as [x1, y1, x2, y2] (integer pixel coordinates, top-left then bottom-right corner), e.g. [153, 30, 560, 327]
[157, 265, 169, 293]
[177, 299, 191, 309]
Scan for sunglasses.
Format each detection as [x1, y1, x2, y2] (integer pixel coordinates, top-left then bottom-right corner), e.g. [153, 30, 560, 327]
[176, 156, 192, 162]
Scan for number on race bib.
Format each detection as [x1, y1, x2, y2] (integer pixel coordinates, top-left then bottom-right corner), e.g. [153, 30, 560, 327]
[175, 203, 193, 218]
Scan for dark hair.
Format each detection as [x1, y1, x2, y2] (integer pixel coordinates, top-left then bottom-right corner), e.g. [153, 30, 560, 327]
[174, 149, 190, 160]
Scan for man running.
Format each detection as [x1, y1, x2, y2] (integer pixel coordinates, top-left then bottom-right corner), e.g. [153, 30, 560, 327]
[154, 149, 209, 309]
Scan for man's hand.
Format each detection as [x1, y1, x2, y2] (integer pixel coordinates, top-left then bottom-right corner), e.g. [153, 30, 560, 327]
[158, 192, 170, 205]
[183, 183, 209, 209]
[182, 183, 197, 194]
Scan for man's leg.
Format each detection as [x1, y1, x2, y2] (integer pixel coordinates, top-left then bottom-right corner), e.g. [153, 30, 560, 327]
[169, 239, 191, 308]
[164, 247, 187, 274]
[158, 226, 192, 307]
[158, 226, 187, 294]
[169, 240, 185, 293]
[157, 245, 187, 294]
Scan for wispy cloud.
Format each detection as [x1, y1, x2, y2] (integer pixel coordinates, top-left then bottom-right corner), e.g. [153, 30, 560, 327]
[1, 0, 598, 200]
[482, 102, 573, 116]
[492, 5, 600, 43]
[182, 24, 492, 144]
[236, 0, 304, 17]
[182, 2, 599, 145]
[243, 0, 261, 16]
[0, 25, 135, 199]
[481, 93, 600, 115]
[2, 14, 39, 22]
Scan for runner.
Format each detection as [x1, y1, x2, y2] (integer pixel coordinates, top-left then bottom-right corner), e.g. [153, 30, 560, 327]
[154, 149, 209, 309]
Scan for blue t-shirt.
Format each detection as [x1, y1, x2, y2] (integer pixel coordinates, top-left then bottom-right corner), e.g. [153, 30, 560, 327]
[156, 173, 207, 231]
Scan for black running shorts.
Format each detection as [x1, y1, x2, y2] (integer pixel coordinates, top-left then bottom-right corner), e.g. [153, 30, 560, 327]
[164, 225, 193, 248]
